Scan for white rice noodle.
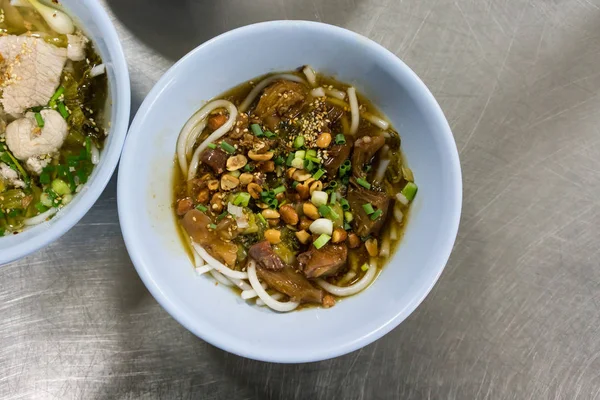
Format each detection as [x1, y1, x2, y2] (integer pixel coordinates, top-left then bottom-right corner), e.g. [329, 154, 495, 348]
[390, 224, 398, 240]
[210, 269, 234, 287]
[90, 143, 100, 165]
[256, 292, 284, 306]
[394, 204, 404, 223]
[247, 261, 299, 312]
[310, 87, 326, 98]
[191, 242, 248, 280]
[24, 207, 58, 226]
[90, 63, 106, 77]
[362, 111, 390, 130]
[347, 87, 359, 135]
[302, 65, 317, 87]
[239, 74, 306, 112]
[176, 99, 237, 176]
[396, 192, 409, 206]
[317, 258, 378, 297]
[187, 101, 238, 182]
[195, 265, 212, 276]
[337, 270, 357, 286]
[240, 282, 268, 300]
[379, 234, 391, 258]
[373, 158, 390, 183]
[383, 131, 391, 138]
[325, 88, 346, 100]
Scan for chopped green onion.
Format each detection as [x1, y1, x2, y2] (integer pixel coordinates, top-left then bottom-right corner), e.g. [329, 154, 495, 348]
[233, 192, 251, 207]
[306, 149, 317, 158]
[257, 213, 267, 225]
[51, 179, 71, 195]
[342, 175, 350, 185]
[34, 112, 44, 128]
[217, 211, 228, 221]
[362, 203, 375, 215]
[251, 124, 264, 137]
[313, 234, 331, 249]
[330, 192, 337, 204]
[356, 178, 371, 189]
[328, 181, 338, 189]
[265, 130, 277, 139]
[243, 163, 254, 172]
[343, 222, 352, 231]
[278, 200, 287, 208]
[207, 143, 217, 149]
[313, 169, 325, 180]
[268, 198, 278, 208]
[195, 204, 208, 212]
[401, 182, 418, 201]
[305, 155, 321, 164]
[274, 156, 285, 165]
[370, 209, 383, 220]
[285, 153, 295, 167]
[335, 134, 346, 145]
[273, 185, 286, 195]
[35, 202, 48, 213]
[293, 136, 305, 148]
[361, 263, 369, 272]
[209, 223, 217, 230]
[318, 205, 339, 220]
[295, 150, 306, 159]
[291, 158, 304, 169]
[57, 102, 69, 119]
[292, 181, 299, 189]
[344, 211, 353, 222]
[339, 160, 351, 176]
[220, 142, 236, 154]
[48, 86, 65, 107]
[304, 159, 315, 172]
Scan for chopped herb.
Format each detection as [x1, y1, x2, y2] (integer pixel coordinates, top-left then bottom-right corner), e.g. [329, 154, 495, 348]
[233, 192, 251, 207]
[273, 185, 286, 195]
[362, 203, 375, 215]
[343, 222, 352, 230]
[330, 193, 337, 204]
[285, 153, 295, 167]
[243, 163, 254, 172]
[292, 181, 299, 189]
[306, 149, 317, 158]
[318, 205, 339, 220]
[34, 112, 44, 128]
[217, 211, 228, 221]
[293, 136, 305, 148]
[274, 156, 285, 165]
[401, 182, 418, 201]
[264, 130, 277, 139]
[305, 155, 321, 164]
[295, 150, 306, 160]
[220, 142, 236, 154]
[207, 143, 217, 149]
[313, 234, 331, 249]
[195, 204, 208, 212]
[209, 223, 217, 230]
[85, 137, 92, 159]
[339, 198, 350, 211]
[361, 263, 369, 272]
[356, 178, 371, 189]
[335, 133, 346, 144]
[304, 159, 315, 172]
[57, 102, 69, 119]
[339, 160, 351, 176]
[370, 209, 383, 220]
[257, 213, 267, 225]
[250, 124, 264, 137]
[48, 86, 65, 108]
[328, 180, 338, 189]
[313, 169, 325, 180]
[35, 202, 48, 213]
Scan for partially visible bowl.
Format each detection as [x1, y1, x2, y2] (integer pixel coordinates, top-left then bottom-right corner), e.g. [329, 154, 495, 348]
[118, 20, 461, 363]
[0, 0, 131, 265]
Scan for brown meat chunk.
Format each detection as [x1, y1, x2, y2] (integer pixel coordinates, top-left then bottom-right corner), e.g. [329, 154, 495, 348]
[352, 135, 385, 178]
[298, 243, 348, 278]
[257, 266, 324, 304]
[323, 139, 353, 178]
[249, 241, 284, 271]
[180, 209, 238, 267]
[208, 114, 227, 131]
[176, 198, 193, 215]
[200, 148, 228, 175]
[254, 80, 308, 130]
[347, 186, 391, 237]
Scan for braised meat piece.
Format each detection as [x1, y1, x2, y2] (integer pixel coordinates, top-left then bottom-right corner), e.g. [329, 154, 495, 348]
[249, 241, 284, 271]
[200, 148, 228, 174]
[254, 80, 308, 130]
[347, 186, 391, 237]
[352, 135, 385, 178]
[257, 266, 324, 304]
[181, 209, 238, 267]
[323, 140, 352, 178]
[298, 243, 348, 278]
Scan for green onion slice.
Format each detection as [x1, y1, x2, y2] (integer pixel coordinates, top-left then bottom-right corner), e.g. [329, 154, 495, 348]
[313, 234, 331, 249]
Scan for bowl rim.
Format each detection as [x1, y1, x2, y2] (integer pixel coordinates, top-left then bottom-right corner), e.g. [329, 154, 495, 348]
[0, 0, 131, 266]
[118, 20, 462, 363]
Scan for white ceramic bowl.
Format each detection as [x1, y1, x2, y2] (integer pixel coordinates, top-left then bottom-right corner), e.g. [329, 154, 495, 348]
[118, 21, 461, 363]
[0, 0, 130, 265]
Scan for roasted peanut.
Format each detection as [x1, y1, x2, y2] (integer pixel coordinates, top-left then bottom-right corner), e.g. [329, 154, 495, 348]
[258, 160, 275, 173]
[207, 180, 219, 191]
[265, 229, 281, 244]
[296, 183, 310, 200]
[220, 174, 240, 191]
[268, 218, 280, 227]
[247, 183, 262, 199]
[226, 154, 248, 171]
[280, 204, 299, 225]
[239, 173, 253, 185]
[322, 294, 336, 308]
[309, 180, 323, 194]
[210, 193, 223, 213]
[262, 209, 281, 219]
[299, 216, 313, 231]
[176, 198, 193, 215]
[292, 169, 312, 182]
[332, 228, 348, 243]
[196, 188, 209, 204]
[365, 238, 378, 257]
[248, 150, 274, 161]
[316, 132, 332, 148]
[348, 233, 361, 249]
[286, 167, 297, 179]
[303, 202, 320, 220]
[295, 230, 311, 244]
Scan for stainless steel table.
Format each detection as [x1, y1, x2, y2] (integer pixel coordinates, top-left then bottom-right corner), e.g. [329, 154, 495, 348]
[2, 0, 600, 398]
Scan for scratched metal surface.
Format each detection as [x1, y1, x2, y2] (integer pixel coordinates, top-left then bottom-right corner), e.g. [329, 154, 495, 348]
[2, 0, 600, 398]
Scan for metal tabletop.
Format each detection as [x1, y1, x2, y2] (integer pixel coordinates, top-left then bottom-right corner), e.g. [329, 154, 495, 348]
[2, 0, 600, 398]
